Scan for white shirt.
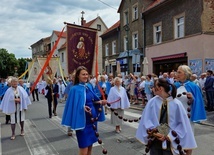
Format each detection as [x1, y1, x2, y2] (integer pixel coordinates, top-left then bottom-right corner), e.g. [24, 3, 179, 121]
[139, 81, 145, 89]
[199, 78, 206, 89]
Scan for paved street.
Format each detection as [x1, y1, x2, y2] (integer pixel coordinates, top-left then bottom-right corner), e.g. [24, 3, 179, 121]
[0, 94, 214, 155]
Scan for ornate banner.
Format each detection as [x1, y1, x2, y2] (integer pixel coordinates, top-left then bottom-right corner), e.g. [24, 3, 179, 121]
[37, 57, 59, 82]
[67, 24, 97, 74]
[27, 61, 42, 83]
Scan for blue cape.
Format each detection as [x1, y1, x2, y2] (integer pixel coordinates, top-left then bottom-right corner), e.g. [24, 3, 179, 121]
[95, 81, 111, 97]
[0, 85, 9, 104]
[64, 81, 73, 95]
[174, 81, 207, 122]
[61, 83, 105, 130]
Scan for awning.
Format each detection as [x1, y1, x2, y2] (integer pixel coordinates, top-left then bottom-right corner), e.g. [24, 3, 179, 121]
[117, 49, 143, 59]
[152, 52, 186, 61]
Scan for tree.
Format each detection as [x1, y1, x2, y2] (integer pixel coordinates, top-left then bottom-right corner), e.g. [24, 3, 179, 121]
[0, 48, 19, 78]
[17, 58, 27, 76]
[17, 58, 32, 78]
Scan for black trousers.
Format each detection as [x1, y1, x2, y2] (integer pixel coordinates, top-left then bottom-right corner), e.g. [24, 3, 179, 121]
[32, 89, 39, 101]
[47, 98, 52, 117]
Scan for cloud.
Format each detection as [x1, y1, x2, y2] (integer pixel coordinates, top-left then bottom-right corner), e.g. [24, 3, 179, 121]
[0, 0, 120, 58]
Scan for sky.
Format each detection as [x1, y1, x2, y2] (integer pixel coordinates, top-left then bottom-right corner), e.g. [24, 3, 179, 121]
[0, 0, 121, 58]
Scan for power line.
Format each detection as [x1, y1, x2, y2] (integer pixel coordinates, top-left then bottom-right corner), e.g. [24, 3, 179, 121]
[97, 0, 117, 10]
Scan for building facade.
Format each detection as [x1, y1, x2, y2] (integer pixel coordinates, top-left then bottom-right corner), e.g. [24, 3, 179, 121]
[101, 21, 120, 77]
[116, 0, 152, 76]
[143, 0, 214, 76]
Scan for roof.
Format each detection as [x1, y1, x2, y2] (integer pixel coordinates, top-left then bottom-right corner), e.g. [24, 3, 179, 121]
[117, 0, 125, 13]
[143, 0, 167, 13]
[53, 30, 67, 38]
[101, 20, 120, 37]
[83, 16, 108, 30]
[83, 18, 96, 27]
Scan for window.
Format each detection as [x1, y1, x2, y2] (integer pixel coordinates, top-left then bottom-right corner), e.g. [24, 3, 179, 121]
[124, 36, 128, 51]
[97, 24, 101, 31]
[132, 32, 138, 49]
[132, 4, 138, 20]
[153, 23, 162, 44]
[105, 44, 109, 56]
[174, 14, 185, 39]
[112, 41, 116, 55]
[61, 52, 64, 62]
[124, 10, 129, 25]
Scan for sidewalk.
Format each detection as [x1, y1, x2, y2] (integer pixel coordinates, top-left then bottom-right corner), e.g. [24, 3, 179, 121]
[130, 103, 214, 127]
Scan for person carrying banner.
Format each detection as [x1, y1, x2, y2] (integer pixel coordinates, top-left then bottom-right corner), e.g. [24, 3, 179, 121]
[45, 78, 59, 118]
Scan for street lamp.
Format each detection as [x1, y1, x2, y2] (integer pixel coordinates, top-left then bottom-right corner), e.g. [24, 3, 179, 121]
[124, 24, 130, 75]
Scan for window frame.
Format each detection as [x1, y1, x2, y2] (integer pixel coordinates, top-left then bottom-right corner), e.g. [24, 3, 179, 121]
[105, 43, 109, 56]
[123, 9, 129, 25]
[124, 36, 128, 51]
[132, 3, 138, 21]
[97, 24, 101, 31]
[174, 13, 185, 39]
[132, 32, 138, 49]
[112, 40, 116, 55]
[153, 22, 162, 44]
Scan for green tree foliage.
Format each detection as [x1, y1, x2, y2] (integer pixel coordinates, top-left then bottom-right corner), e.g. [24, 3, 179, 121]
[0, 48, 19, 78]
[17, 58, 27, 76]
[17, 58, 32, 78]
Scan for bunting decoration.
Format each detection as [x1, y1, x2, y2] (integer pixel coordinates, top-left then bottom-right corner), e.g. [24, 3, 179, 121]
[58, 57, 67, 86]
[18, 60, 34, 79]
[66, 23, 97, 74]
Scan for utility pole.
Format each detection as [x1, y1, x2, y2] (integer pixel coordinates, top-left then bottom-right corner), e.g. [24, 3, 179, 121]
[124, 13, 130, 75]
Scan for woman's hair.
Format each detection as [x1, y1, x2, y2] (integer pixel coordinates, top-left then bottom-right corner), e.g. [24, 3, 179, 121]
[147, 74, 152, 79]
[178, 65, 192, 80]
[74, 66, 88, 85]
[11, 77, 18, 82]
[156, 78, 177, 98]
[113, 77, 122, 85]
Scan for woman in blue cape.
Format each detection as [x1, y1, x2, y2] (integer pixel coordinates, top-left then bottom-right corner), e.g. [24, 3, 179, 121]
[175, 65, 206, 123]
[174, 65, 206, 155]
[61, 66, 107, 155]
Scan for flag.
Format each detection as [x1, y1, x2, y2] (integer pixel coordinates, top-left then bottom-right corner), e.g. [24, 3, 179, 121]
[66, 23, 97, 74]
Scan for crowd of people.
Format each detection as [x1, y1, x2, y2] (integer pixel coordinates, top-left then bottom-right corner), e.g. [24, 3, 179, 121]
[0, 65, 214, 155]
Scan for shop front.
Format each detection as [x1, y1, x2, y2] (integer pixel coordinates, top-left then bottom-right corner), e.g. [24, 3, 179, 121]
[152, 53, 187, 75]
